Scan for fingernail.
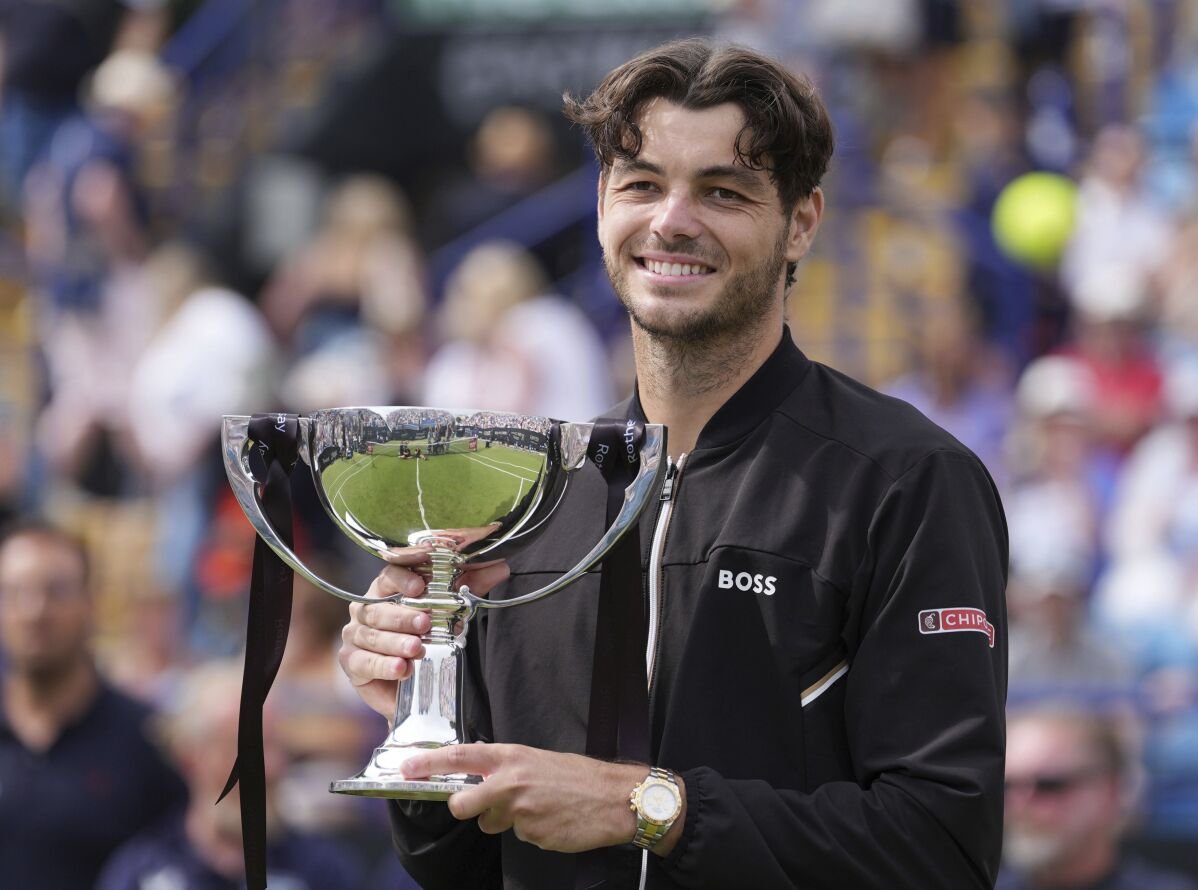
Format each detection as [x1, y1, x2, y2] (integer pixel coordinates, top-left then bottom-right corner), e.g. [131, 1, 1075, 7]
[405, 578, 424, 595]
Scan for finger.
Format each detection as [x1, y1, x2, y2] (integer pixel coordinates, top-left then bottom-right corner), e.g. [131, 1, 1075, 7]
[401, 742, 504, 781]
[381, 544, 434, 566]
[338, 642, 413, 684]
[377, 565, 428, 599]
[476, 807, 514, 836]
[447, 782, 500, 822]
[354, 601, 431, 636]
[456, 560, 510, 596]
[343, 619, 427, 659]
[349, 567, 425, 625]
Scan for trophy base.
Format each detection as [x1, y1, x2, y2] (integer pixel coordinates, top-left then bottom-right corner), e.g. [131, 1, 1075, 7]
[330, 774, 482, 800]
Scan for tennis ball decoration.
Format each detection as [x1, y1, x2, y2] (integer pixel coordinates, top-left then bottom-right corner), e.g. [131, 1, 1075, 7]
[991, 172, 1078, 270]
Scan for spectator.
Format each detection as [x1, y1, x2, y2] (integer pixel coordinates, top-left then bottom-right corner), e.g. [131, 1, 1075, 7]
[1094, 361, 1198, 680]
[1003, 355, 1116, 563]
[261, 174, 429, 409]
[123, 241, 277, 632]
[1106, 360, 1198, 567]
[273, 571, 382, 855]
[1005, 503, 1131, 694]
[0, 519, 187, 889]
[426, 105, 562, 246]
[0, 0, 167, 206]
[885, 299, 1012, 481]
[999, 707, 1197, 890]
[1060, 125, 1173, 300]
[26, 49, 178, 497]
[423, 239, 614, 420]
[96, 658, 365, 890]
[1058, 265, 1163, 457]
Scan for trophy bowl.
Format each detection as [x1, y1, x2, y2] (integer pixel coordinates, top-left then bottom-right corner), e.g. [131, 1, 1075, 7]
[222, 407, 665, 800]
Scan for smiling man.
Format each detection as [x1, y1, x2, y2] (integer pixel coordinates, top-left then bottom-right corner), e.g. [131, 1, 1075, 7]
[340, 38, 1008, 889]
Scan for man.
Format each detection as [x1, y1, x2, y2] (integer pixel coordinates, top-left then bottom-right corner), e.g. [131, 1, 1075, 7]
[340, 38, 1008, 888]
[999, 708, 1197, 890]
[96, 659, 365, 890]
[0, 519, 187, 888]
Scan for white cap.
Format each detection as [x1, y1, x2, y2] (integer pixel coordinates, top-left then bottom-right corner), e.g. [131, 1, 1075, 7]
[1070, 264, 1148, 322]
[1016, 355, 1095, 418]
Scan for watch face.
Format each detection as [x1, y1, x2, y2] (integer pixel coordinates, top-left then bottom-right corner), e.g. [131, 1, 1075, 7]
[642, 782, 678, 822]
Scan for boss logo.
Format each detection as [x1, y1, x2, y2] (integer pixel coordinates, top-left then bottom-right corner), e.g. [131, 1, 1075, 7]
[717, 569, 777, 596]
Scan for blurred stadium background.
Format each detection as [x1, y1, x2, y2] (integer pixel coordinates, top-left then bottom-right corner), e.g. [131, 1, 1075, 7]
[3, 0, 1198, 884]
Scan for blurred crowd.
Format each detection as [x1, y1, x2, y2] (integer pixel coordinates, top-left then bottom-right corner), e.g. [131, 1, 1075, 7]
[2, 0, 1198, 887]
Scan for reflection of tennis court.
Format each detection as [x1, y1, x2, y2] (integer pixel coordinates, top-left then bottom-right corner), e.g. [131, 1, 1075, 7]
[318, 443, 545, 543]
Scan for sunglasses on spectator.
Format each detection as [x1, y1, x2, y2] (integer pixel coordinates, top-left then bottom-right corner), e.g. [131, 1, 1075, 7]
[1005, 768, 1109, 797]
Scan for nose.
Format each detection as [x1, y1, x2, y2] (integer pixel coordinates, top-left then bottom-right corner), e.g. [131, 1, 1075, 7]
[651, 190, 703, 243]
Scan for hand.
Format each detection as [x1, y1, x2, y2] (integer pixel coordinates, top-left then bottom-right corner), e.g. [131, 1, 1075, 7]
[400, 743, 663, 854]
[338, 549, 510, 721]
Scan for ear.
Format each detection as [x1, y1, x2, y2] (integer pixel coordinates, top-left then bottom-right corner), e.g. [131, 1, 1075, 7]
[785, 187, 824, 263]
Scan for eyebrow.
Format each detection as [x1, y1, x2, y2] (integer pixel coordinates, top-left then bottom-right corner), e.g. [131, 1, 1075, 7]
[611, 159, 769, 194]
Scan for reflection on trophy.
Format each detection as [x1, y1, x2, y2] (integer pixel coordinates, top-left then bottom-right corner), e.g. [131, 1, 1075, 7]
[222, 407, 665, 800]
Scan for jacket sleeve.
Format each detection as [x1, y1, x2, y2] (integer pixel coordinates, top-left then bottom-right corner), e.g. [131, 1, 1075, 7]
[659, 450, 1009, 889]
[387, 800, 501, 890]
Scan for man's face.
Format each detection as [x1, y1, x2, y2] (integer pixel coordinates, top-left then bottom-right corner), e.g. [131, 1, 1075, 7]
[597, 99, 820, 343]
[1003, 717, 1121, 875]
[0, 534, 93, 678]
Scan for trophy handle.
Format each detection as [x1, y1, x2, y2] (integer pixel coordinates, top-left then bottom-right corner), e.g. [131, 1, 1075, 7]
[222, 415, 434, 608]
[460, 422, 667, 611]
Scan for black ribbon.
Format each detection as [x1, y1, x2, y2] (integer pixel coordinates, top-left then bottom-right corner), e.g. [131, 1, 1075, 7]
[578, 418, 650, 888]
[218, 413, 299, 890]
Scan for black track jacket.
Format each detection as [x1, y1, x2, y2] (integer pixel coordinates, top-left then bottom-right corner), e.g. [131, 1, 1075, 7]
[390, 331, 1009, 889]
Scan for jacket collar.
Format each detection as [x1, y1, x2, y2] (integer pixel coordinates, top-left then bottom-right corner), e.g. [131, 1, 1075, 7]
[626, 326, 811, 452]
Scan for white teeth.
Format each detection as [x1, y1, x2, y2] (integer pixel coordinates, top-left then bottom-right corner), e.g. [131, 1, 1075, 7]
[645, 260, 710, 276]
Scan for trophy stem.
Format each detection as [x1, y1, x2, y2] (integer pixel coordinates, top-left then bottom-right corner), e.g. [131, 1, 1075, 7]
[330, 547, 481, 800]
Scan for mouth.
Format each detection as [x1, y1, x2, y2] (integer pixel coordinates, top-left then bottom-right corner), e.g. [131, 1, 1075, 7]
[634, 256, 717, 280]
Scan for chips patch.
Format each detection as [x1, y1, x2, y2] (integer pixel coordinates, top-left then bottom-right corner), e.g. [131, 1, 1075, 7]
[918, 608, 995, 647]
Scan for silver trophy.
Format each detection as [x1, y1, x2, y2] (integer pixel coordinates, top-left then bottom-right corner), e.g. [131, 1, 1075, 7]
[222, 407, 665, 800]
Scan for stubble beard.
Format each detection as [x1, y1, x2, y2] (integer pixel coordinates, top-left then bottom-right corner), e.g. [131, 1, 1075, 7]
[605, 229, 788, 349]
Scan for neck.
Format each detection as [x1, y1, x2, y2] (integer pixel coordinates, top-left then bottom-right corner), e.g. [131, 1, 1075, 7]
[632, 314, 782, 457]
[3, 658, 99, 751]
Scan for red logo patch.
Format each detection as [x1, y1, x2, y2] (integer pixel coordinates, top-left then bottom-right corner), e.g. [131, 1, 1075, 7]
[917, 607, 995, 647]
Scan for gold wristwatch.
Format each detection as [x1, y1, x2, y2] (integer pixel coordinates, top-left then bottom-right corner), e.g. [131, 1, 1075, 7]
[630, 767, 682, 851]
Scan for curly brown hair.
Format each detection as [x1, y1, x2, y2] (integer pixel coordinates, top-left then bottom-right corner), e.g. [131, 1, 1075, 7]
[563, 38, 834, 211]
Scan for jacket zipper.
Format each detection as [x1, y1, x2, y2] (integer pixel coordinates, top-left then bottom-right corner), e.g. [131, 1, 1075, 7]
[640, 454, 686, 890]
[646, 453, 686, 700]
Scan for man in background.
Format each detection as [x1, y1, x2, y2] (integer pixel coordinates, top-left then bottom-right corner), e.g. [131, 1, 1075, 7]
[96, 658, 364, 890]
[0, 519, 187, 889]
[1000, 707, 1198, 890]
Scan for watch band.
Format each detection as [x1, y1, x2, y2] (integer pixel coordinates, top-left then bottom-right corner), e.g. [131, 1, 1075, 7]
[630, 767, 680, 851]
